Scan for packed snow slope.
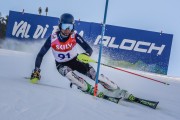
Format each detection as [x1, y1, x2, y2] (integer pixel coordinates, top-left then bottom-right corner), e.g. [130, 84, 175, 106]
[0, 48, 180, 120]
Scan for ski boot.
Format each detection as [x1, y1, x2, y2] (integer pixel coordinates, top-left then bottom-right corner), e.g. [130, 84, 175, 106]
[30, 68, 41, 84]
[85, 83, 104, 97]
[118, 89, 135, 101]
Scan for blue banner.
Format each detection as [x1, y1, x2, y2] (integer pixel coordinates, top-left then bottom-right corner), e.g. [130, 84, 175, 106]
[6, 11, 59, 40]
[6, 11, 173, 74]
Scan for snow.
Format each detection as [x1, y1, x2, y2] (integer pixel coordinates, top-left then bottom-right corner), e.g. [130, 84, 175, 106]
[0, 48, 180, 120]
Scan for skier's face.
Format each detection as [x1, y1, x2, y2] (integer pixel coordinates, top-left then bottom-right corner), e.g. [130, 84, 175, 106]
[60, 23, 73, 36]
[61, 29, 71, 36]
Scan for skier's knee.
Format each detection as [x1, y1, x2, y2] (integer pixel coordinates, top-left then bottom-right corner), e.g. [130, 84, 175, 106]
[65, 71, 88, 91]
[98, 74, 119, 91]
[57, 66, 72, 77]
[87, 66, 96, 80]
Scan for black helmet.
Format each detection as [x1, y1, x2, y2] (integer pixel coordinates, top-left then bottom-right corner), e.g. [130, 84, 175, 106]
[59, 13, 74, 31]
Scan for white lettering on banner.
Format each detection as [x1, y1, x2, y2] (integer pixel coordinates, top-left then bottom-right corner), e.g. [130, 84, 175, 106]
[41, 25, 49, 38]
[94, 35, 166, 55]
[73, 30, 84, 37]
[12, 21, 31, 38]
[119, 39, 136, 50]
[78, 31, 84, 37]
[12, 20, 49, 39]
[24, 24, 30, 38]
[52, 26, 59, 33]
[108, 37, 119, 48]
[147, 43, 165, 55]
[94, 35, 111, 46]
[33, 24, 49, 39]
[134, 41, 151, 53]
[12, 21, 24, 35]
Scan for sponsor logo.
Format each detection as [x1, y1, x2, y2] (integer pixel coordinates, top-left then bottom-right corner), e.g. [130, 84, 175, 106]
[12, 20, 49, 39]
[55, 43, 73, 50]
[94, 35, 165, 55]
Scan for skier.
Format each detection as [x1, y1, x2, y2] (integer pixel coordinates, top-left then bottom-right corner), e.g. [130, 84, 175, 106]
[30, 13, 132, 101]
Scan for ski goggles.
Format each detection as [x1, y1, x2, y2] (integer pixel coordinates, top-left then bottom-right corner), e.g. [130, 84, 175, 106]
[61, 23, 73, 30]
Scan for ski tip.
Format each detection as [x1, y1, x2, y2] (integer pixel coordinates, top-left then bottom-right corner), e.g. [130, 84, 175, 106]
[152, 101, 159, 109]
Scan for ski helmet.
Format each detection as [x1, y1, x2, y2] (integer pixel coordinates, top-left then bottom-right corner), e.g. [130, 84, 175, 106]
[59, 13, 74, 31]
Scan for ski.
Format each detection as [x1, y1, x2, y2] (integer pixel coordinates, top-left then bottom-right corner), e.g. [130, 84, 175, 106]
[99, 94, 121, 104]
[102, 94, 159, 109]
[24, 77, 159, 109]
[101, 94, 159, 109]
[127, 94, 159, 109]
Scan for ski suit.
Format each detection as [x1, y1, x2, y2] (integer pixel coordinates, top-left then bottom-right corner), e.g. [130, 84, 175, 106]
[35, 31, 128, 97]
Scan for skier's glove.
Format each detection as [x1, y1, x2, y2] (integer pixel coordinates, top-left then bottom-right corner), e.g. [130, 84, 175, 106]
[31, 68, 41, 80]
[77, 53, 90, 63]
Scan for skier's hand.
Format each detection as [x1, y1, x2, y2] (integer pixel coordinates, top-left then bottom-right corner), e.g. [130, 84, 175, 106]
[31, 68, 41, 80]
[77, 53, 90, 63]
[77, 53, 96, 64]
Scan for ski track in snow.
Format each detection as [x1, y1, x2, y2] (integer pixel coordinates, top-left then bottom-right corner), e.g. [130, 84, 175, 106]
[0, 49, 180, 120]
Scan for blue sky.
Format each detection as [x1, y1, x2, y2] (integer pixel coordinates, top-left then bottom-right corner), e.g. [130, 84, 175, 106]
[1, 0, 180, 77]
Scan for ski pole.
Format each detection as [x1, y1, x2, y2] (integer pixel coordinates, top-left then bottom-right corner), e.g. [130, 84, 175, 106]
[77, 54, 170, 85]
